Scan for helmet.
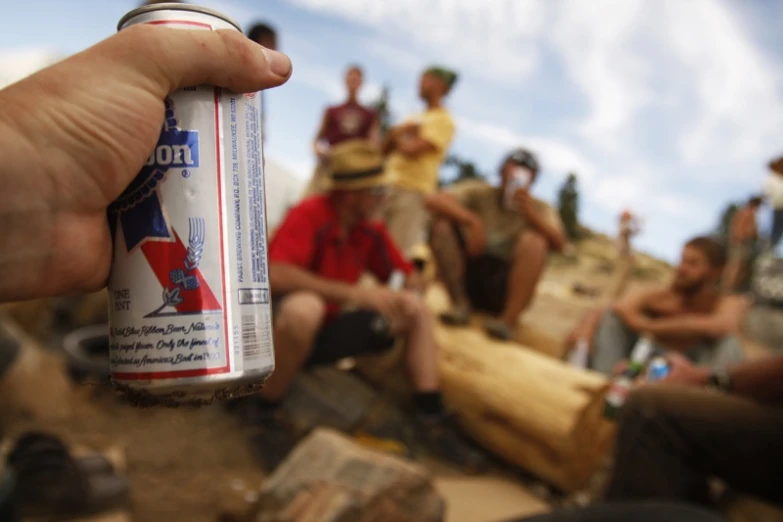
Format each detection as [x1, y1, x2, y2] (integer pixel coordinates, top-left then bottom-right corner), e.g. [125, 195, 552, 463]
[504, 148, 539, 173]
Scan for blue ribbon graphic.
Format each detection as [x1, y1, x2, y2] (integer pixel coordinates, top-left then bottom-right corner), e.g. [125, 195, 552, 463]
[108, 98, 200, 252]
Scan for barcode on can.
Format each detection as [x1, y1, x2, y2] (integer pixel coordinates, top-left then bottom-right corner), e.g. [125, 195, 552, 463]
[240, 313, 272, 361]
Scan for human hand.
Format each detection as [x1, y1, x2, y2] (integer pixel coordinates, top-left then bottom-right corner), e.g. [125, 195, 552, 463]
[660, 352, 710, 387]
[352, 287, 409, 331]
[511, 188, 535, 215]
[0, 25, 292, 301]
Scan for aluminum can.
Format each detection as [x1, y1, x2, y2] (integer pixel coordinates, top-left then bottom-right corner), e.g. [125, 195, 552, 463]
[108, 4, 274, 404]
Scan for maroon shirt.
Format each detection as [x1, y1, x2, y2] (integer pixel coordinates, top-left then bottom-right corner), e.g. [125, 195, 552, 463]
[322, 101, 376, 146]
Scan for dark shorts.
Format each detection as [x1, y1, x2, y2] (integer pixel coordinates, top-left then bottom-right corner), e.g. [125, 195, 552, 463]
[451, 223, 510, 315]
[272, 296, 396, 367]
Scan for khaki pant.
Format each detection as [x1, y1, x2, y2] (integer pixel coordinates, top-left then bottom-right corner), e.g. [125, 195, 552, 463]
[590, 311, 744, 376]
[605, 385, 783, 507]
[382, 188, 429, 258]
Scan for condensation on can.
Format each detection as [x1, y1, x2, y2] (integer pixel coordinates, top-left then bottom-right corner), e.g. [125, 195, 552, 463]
[109, 4, 275, 406]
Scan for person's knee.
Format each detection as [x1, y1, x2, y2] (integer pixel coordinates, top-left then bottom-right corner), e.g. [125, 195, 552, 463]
[395, 290, 428, 329]
[515, 229, 548, 258]
[275, 292, 327, 347]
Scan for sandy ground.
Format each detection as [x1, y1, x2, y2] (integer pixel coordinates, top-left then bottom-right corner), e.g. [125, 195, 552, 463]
[0, 237, 669, 522]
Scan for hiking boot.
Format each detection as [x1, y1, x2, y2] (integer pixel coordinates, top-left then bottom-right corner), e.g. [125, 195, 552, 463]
[484, 319, 514, 341]
[438, 307, 471, 326]
[247, 409, 297, 473]
[414, 412, 488, 474]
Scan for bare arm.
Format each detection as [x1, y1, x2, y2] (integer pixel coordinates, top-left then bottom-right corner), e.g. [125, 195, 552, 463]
[669, 354, 783, 406]
[727, 356, 783, 405]
[644, 296, 744, 339]
[394, 135, 437, 158]
[269, 262, 356, 304]
[425, 192, 480, 227]
[612, 287, 660, 332]
[515, 193, 566, 252]
[525, 205, 567, 252]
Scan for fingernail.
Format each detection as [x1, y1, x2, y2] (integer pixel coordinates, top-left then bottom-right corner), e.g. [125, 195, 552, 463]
[262, 47, 292, 77]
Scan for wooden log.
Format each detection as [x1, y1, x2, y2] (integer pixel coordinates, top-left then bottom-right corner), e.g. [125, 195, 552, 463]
[426, 286, 615, 487]
[360, 286, 615, 492]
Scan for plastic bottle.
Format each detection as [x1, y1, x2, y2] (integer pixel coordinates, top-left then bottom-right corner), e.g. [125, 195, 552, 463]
[603, 337, 653, 419]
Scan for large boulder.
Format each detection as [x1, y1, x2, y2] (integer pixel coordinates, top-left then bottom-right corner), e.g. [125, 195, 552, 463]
[253, 428, 444, 522]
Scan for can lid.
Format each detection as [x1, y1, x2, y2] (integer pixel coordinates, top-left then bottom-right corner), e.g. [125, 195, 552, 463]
[118, 3, 242, 32]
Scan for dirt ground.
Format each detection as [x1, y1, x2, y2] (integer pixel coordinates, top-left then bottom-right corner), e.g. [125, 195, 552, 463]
[0, 236, 670, 522]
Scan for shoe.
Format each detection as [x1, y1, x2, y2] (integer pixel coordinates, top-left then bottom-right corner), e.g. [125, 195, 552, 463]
[246, 409, 297, 473]
[438, 307, 471, 326]
[414, 412, 488, 474]
[8, 432, 129, 518]
[484, 319, 513, 341]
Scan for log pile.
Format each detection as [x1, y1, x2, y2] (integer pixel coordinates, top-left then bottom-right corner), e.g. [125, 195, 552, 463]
[357, 286, 615, 492]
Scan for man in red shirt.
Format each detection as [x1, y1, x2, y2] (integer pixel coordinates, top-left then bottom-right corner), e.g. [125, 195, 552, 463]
[244, 140, 485, 472]
[304, 65, 379, 196]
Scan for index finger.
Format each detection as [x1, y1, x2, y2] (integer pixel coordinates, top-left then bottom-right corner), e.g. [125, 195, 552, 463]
[99, 24, 292, 97]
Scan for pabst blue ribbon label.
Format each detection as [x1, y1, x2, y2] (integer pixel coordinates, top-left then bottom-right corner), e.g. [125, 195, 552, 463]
[108, 85, 274, 381]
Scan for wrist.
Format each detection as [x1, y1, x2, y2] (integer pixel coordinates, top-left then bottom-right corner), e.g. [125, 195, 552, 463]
[705, 367, 732, 392]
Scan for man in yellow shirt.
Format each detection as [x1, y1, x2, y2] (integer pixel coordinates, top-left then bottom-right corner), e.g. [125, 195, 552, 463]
[382, 66, 457, 258]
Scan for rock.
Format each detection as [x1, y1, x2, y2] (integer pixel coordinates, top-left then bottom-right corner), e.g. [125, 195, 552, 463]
[0, 315, 74, 422]
[281, 368, 379, 435]
[253, 428, 445, 522]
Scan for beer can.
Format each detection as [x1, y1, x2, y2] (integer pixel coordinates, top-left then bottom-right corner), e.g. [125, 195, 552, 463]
[108, 4, 274, 405]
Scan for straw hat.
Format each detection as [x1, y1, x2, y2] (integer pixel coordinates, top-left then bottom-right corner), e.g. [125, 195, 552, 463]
[325, 139, 388, 191]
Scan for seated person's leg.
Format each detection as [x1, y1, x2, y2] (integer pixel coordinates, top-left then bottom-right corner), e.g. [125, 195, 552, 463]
[589, 312, 638, 376]
[504, 502, 727, 522]
[385, 190, 427, 260]
[485, 229, 548, 340]
[688, 335, 745, 371]
[392, 290, 487, 471]
[240, 292, 326, 472]
[604, 385, 783, 506]
[261, 292, 327, 401]
[429, 217, 471, 324]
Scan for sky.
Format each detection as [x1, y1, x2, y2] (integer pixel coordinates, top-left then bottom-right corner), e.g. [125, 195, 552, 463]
[2, 0, 782, 262]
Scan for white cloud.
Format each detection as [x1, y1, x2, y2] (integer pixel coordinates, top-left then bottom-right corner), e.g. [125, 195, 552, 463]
[286, 0, 548, 84]
[456, 116, 598, 183]
[0, 47, 61, 89]
[549, 0, 652, 150]
[660, 0, 783, 165]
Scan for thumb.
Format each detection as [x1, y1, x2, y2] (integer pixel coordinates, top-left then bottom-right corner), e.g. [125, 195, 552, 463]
[96, 24, 292, 97]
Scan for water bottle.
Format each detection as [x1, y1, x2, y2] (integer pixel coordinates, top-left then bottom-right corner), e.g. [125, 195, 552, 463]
[604, 337, 653, 419]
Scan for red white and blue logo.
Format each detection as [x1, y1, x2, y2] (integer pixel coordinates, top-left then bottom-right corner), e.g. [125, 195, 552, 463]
[109, 98, 221, 317]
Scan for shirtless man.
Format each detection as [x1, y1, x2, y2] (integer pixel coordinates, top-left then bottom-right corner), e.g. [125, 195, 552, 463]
[722, 196, 762, 293]
[567, 236, 745, 375]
